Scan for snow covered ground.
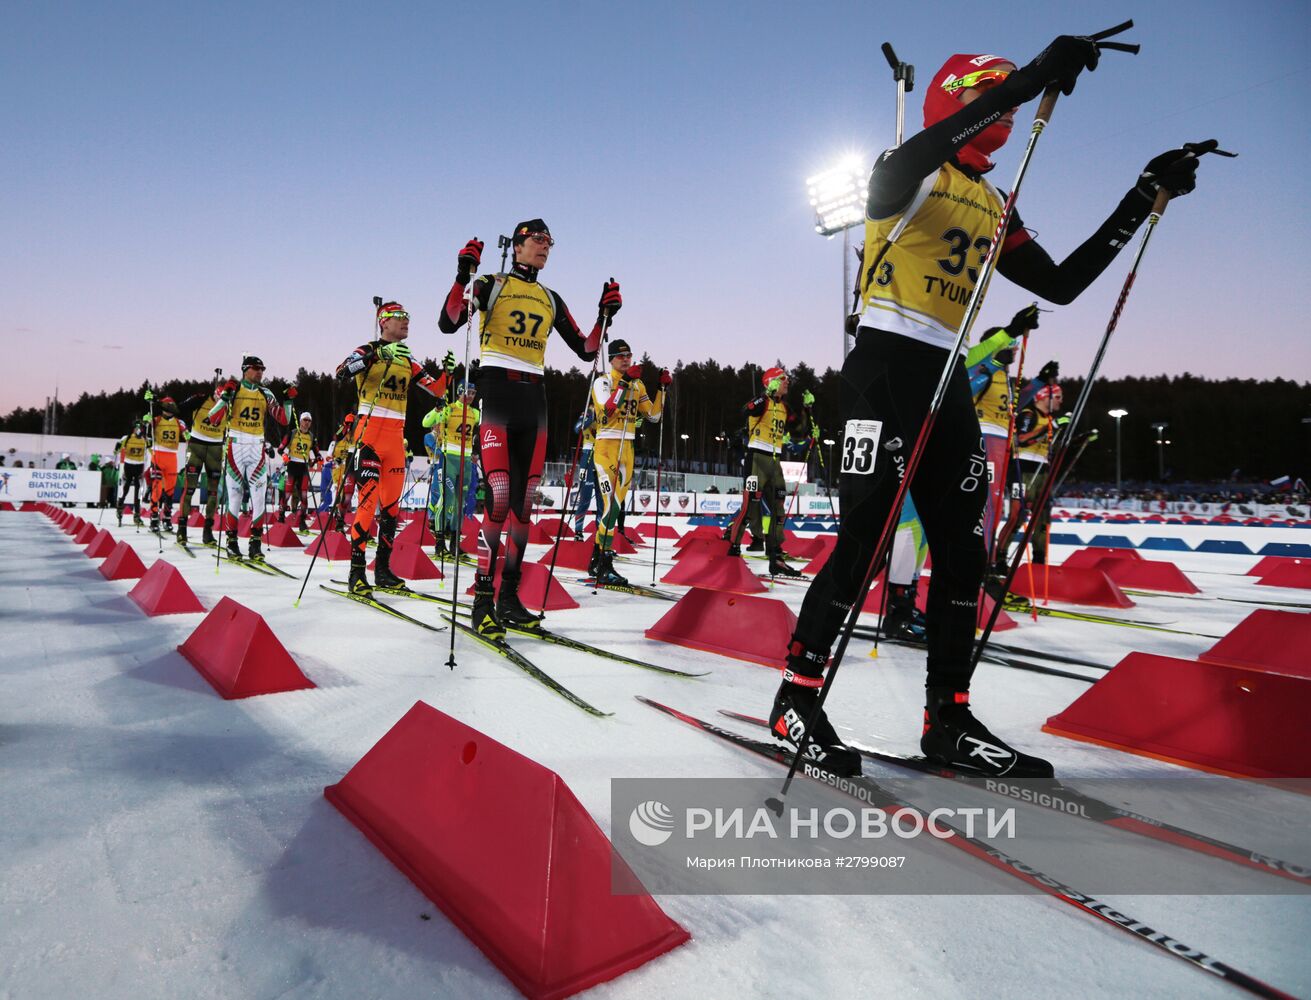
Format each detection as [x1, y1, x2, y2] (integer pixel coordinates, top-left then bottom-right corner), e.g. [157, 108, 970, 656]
[2, 509, 1309, 1000]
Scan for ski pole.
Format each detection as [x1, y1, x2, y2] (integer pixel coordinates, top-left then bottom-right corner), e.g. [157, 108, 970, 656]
[973, 140, 1235, 662]
[778, 21, 1141, 800]
[445, 275, 479, 669]
[880, 41, 914, 147]
[541, 327, 611, 599]
[651, 384, 667, 585]
[811, 420, 838, 522]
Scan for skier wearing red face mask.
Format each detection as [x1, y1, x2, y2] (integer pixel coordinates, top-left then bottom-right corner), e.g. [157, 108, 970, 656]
[771, 38, 1213, 780]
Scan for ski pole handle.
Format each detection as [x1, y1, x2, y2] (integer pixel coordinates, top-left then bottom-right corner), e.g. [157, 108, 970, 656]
[1035, 86, 1060, 127]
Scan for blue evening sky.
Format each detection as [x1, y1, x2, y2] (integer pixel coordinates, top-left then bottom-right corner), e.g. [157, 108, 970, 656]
[2, 1, 1306, 409]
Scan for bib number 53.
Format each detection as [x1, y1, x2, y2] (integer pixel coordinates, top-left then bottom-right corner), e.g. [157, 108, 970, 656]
[841, 419, 882, 475]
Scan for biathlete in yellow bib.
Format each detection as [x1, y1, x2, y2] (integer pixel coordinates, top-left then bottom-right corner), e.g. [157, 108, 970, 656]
[726, 365, 812, 578]
[166, 375, 228, 547]
[335, 303, 455, 595]
[147, 396, 186, 532]
[421, 379, 480, 556]
[439, 220, 619, 638]
[208, 355, 292, 563]
[115, 419, 151, 526]
[772, 38, 1215, 780]
[587, 338, 669, 586]
[279, 412, 321, 530]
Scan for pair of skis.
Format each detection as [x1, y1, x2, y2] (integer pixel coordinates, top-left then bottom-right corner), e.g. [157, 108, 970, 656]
[319, 580, 702, 718]
[641, 697, 1297, 999]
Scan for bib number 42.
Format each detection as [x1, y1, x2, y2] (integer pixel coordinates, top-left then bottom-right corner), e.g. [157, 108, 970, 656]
[841, 419, 882, 475]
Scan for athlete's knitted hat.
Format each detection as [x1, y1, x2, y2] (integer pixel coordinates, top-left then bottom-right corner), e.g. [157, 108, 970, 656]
[299, 412, 312, 422]
[512, 219, 551, 245]
[456, 381, 473, 395]
[608, 338, 632, 360]
[241, 355, 265, 370]
[924, 53, 1015, 173]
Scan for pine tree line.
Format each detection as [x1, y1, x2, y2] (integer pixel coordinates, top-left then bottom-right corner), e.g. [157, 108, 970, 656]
[4, 363, 1308, 483]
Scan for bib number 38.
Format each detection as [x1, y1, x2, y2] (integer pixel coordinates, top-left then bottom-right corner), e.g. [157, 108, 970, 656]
[841, 419, 882, 475]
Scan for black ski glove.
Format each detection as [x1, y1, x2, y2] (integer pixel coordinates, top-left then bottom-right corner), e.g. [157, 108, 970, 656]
[1009, 35, 1099, 102]
[1008, 303, 1041, 334]
[1135, 141, 1217, 201]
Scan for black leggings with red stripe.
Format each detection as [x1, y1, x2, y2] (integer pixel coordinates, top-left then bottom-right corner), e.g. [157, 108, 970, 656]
[476, 370, 547, 581]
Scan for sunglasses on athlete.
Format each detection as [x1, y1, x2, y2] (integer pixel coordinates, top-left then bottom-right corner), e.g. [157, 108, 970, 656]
[378, 310, 409, 321]
[941, 67, 1011, 94]
[526, 233, 554, 246]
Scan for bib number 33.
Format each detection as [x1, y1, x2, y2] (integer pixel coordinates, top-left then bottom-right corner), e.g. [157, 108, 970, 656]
[841, 419, 882, 475]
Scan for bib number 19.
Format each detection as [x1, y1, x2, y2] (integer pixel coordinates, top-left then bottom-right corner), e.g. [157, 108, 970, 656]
[841, 419, 882, 475]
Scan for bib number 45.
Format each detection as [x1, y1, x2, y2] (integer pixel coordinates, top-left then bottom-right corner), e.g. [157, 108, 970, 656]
[841, 419, 882, 476]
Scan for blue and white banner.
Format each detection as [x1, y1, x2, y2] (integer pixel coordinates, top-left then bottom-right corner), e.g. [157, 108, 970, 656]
[1, 468, 102, 503]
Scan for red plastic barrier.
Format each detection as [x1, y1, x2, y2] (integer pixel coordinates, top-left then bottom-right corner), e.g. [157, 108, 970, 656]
[780, 535, 825, 560]
[468, 559, 580, 611]
[374, 542, 442, 581]
[19, 501, 40, 511]
[543, 539, 596, 573]
[674, 525, 725, 547]
[620, 526, 648, 548]
[1044, 652, 1311, 779]
[1009, 564, 1134, 608]
[661, 554, 765, 595]
[800, 539, 838, 575]
[187, 511, 206, 528]
[129, 560, 206, 615]
[646, 587, 793, 668]
[589, 531, 635, 555]
[324, 702, 689, 1000]
[1062, 547, 1142, 569]
[638, 522, 680, 540]
[525, 520, 553, 544]
[536, 517, 565, 537]
[391, 516, 435, 549]
[264, 522, 304, 548]
[1257, 563, 1311, 590]
[0, 501, 15, 511]
[177, 597, 315, 699]
[1246, 556, 1310, 577]
[74, 521, 98, 545]
[1200, 610, 1311, 679]
[99, 541, 148, 580]
[85, 528, 117, 558]
[304, 531, 351, 560]
[63, 516, 85, 535]
[671, 538, 730, 561]
[1094, 557, 1199, 594]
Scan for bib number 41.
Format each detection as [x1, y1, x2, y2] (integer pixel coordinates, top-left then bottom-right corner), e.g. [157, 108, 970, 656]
[841, 419, 882, 475]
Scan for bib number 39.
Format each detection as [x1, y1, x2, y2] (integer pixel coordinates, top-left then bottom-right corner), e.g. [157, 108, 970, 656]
[841, 419, 882, 475]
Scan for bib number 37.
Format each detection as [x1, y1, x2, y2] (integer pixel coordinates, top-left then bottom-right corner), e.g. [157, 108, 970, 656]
[841, 419, 882, 475]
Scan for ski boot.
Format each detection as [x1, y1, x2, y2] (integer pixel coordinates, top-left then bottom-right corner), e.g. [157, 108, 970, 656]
[247, 534, 266, 564]
[573, 524, 585, 542]
[588, 544, 603, 580]
[176, 525, 188, 546]
[768, 642, 862, 776]
[595, 551, 630, 587]
[882, 583, 927, 643]
[347, 541, 372, 596]
[202, 518, 216, 547]
[746, 537, 765, 553]
[226, 534, 242, 560]
[920, 687, 1054, 778]
[767, 552, 803, 578]
[373, 543, 408, 592]
[727, 542, 742, 558]
[470, 575, 505, 640]
[116, 506, 124, 527]
[497, 570, 543, 629]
